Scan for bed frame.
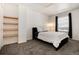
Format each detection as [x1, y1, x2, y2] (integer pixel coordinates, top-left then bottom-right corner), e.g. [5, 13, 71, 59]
[32, 27, 68, 51]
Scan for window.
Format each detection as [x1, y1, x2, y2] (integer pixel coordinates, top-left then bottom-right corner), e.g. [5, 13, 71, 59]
[58, 16, 69, 33]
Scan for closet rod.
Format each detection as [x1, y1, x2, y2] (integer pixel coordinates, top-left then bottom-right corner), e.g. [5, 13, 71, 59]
[3, 16, 18, 19]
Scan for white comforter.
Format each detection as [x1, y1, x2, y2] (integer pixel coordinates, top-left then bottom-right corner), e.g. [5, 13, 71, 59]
[38, 32, 69, 48]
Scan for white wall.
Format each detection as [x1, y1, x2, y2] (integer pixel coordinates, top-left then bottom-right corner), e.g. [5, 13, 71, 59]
[72, 9, 79, 40]
[50, 8, 79, 40]
[3, 4, 18, 17]
[18, 4, 48, 43]
[0, 4, 48, 45]
[18, 5, 27, 43]
[27, 9, 48, 40]
[0, 4, 3, 49]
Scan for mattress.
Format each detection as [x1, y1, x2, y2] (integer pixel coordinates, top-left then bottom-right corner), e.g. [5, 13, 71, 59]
[38, 32, 69, 48]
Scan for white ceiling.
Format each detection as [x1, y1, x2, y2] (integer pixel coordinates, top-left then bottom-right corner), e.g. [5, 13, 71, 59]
[25, 3, 79, 15]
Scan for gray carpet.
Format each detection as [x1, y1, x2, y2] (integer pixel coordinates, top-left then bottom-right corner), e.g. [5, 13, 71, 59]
[0, 39, 79, 55]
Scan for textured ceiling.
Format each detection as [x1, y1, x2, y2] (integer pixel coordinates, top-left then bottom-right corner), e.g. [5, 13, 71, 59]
[3, 3, 79, 15]
[25, 3, 79, 15]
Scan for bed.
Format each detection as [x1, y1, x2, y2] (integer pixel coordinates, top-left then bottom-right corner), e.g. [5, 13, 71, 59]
[32, 13, 72, 50]
[32, 27, 69, 50]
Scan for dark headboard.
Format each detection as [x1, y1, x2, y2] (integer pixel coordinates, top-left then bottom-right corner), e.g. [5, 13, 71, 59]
[32, 27, 39, 39]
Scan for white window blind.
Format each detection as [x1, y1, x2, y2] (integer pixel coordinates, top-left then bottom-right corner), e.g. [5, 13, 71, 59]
[58, 16, 69, 33]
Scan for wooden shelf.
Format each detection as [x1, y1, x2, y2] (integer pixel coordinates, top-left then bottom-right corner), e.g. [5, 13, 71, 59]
[3, 35, 18, 38]
[3, 29, 18, 31]
[3, 23, 18, 25]
[3, 16, 18, 39]
[3, 16, 18, 19]
[3, 33, 18, 38]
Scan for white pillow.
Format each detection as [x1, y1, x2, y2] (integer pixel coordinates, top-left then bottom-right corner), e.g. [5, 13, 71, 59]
[37, 26, 48, 32]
